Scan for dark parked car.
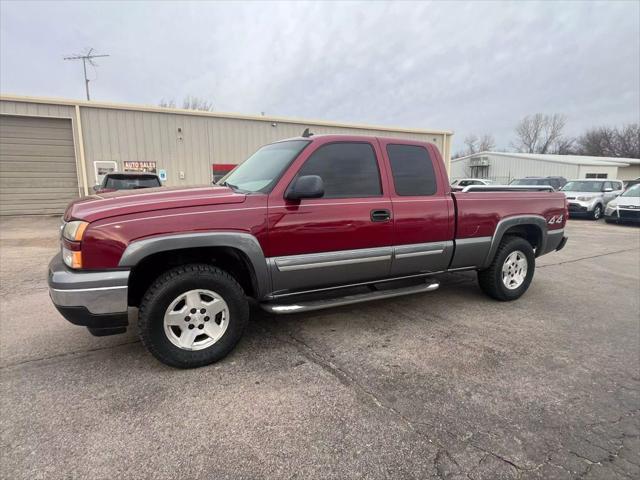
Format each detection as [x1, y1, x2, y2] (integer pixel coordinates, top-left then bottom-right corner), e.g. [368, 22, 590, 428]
[94, 172, 162, 194]
[510, 176, 567, 190]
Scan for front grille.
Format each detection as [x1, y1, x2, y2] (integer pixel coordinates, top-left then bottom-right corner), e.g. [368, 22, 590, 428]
[619, 209, 640, 221]
[568, 203, 587, 212]
[566, 196, 576, 200]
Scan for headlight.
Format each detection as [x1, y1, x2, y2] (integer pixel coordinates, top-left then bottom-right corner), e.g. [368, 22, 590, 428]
[577, 195, 596, 202]
[61, 220, 88, 269]
[62, 221, 88, 242]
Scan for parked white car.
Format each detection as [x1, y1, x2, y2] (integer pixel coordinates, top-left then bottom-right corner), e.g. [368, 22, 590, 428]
[605, 183, 640, 225]
[561, 179, 624, 220]
[450, 178, 494, 191]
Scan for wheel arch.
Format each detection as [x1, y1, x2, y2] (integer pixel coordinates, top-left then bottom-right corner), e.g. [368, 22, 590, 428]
[120, 232, 271, 306]
[481, 215, 548, 269]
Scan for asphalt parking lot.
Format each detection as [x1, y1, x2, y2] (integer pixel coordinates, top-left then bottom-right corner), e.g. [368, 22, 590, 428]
[0, 216, 638, 480]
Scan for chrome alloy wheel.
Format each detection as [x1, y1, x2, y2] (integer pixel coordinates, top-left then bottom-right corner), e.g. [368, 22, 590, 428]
[163, 289, 229, 351]
[501, 250, 528, 290]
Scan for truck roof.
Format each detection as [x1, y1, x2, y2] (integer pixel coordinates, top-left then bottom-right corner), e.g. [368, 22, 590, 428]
[279, 133, 436, 145]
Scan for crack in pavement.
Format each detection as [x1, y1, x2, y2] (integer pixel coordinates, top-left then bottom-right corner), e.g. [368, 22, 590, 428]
[0, 339, 141, 369]
[273, 325, 553, 478]
[537, 247, 638, 269]
[270, 323, 640, 479]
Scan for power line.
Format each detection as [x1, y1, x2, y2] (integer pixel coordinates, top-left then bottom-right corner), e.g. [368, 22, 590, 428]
[64, 48, 110, 100]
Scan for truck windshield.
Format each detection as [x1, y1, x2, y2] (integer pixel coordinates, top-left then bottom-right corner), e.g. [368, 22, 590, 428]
[104, 175, 160, 189]
[219, 140, 310, 193]
[562, 181, 604, 192]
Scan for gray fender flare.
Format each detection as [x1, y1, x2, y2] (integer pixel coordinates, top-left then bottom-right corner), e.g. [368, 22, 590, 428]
[480, 215, 548, 269]
[118, 232, 271, 299]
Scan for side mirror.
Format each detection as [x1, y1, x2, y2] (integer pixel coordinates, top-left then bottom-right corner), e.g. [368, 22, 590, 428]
[603, 187, 613, 193]
[285, 175, 324, 201]
[92, 185, 100, 192]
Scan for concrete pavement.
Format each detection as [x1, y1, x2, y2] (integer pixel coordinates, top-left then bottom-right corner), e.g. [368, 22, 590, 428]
[1, 216, 638, 479]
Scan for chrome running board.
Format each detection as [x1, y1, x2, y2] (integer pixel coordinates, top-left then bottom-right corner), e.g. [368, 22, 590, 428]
[260, 281, 440, 314]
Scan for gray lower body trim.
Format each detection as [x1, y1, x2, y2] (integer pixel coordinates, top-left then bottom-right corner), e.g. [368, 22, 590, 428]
[274, 247, 392, 272]
[449, 236, 492, 269]
[48, 253, 129, 314]
[541, 229, 565, 255]
[269, 246, 393, 293]
[394, 242, 446, 259]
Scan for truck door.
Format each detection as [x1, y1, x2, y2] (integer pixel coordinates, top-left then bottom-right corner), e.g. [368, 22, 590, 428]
[266, 139, 394, 293]
[379, 140, 454, 275]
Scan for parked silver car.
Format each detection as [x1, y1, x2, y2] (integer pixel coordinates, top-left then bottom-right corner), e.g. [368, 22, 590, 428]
[605, 183, 640, 225]
[561, 179, 624, 220]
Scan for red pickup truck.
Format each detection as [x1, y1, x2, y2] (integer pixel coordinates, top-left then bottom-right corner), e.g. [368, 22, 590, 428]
[49, 134, 568, 368]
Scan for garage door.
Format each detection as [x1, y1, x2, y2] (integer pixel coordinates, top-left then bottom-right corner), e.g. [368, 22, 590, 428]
[0, 115, 79, 215]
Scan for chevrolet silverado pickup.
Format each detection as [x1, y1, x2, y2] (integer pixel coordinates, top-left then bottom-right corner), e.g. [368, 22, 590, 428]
[49, 134, 568, 368]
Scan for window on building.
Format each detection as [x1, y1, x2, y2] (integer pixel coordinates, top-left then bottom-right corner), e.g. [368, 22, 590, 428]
[387, 144, 437, 196]
[585, 173, 608, 179]
[295, 142, 382, 198]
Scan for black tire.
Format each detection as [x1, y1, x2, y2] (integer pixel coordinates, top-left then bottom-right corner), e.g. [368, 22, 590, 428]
[138, 263, 249, 368]
[477, 236, 535, 301]
[591, 204, 603, 220]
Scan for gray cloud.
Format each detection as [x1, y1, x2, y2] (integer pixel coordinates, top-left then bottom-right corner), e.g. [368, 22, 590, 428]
[1, 0, 638, 151]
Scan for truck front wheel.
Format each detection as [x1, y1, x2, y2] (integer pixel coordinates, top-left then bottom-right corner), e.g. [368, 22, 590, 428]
[477, 236, 535, 301]
[138, 264, 249, 368]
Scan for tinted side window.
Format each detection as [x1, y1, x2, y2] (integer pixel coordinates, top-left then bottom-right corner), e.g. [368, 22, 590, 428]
[296, 142, 382, 198]
[387, 144, 437, 196]
[604, 181, 612, 190]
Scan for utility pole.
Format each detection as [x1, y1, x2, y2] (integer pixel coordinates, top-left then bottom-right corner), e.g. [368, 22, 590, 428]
[64, 48, 110, 100]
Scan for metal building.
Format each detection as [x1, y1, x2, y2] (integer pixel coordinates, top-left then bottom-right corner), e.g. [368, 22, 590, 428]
[0, 95, 453, 215]
[450, 151, 639, 184]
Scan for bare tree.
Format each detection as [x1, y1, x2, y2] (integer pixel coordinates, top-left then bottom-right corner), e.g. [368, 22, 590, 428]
[512, 113, 567, 154]
[576, 124, 639, 158]
[182, 95, 214, 112]
[159, 96, 215, 112]
[159, 98, 176, 108]
[617, 124, 640, 158]
[464, 134, 479, 155]
[478, 134, 496, 152]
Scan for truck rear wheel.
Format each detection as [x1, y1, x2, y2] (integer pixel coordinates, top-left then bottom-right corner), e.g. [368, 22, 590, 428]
[138, 264, 249, 368]
[477, 236, 535, 301]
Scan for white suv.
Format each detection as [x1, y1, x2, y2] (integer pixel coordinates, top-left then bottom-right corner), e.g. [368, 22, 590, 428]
[561, 179, 624, 220]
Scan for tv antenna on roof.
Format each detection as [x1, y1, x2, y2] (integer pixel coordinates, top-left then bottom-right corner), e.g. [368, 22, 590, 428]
[64, 48, 110, 100]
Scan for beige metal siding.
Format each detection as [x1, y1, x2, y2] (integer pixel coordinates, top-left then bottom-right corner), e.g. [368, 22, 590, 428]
[0, 96, 452, 193]
[0, 115, 78, 215]
[79, 107, 447, 187]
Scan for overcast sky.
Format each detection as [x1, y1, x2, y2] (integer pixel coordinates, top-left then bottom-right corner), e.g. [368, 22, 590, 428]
[1, 0, 638, 152]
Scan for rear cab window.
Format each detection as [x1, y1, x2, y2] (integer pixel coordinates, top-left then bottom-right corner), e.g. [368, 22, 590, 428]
[386, 144, 437, 196]
[294, 142, 382, 198]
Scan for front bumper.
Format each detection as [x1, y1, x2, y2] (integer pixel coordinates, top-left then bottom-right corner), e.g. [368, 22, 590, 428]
[605, 208, 640, 224]
[48, 253, 131, 336]
[567, 200, 596, 215]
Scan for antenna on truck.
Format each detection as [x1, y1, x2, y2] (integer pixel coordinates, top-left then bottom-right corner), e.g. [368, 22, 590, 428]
[301, 128, 314, 138]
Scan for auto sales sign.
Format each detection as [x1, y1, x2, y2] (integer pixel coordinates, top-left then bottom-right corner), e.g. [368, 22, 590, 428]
[124, 161, 157, 173]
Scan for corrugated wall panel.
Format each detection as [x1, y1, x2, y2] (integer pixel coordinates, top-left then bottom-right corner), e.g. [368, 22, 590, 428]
[77, 106, 446, 187]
